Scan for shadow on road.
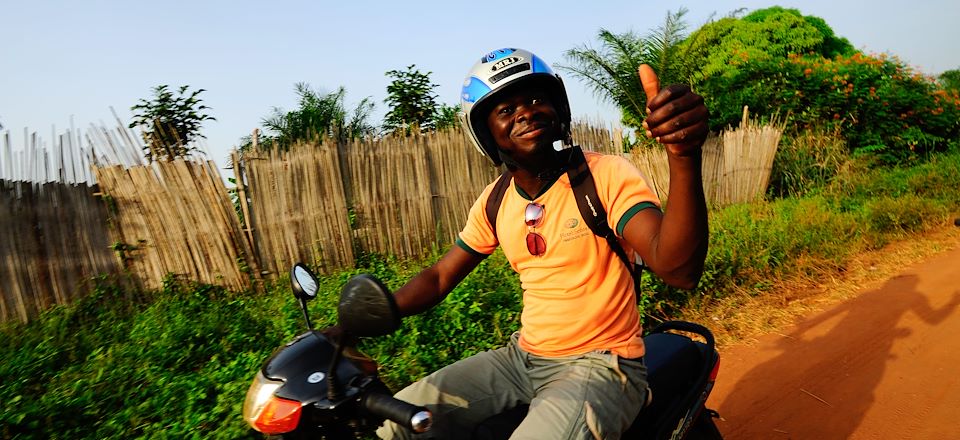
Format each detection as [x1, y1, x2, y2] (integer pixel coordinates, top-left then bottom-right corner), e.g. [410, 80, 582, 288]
[717, 274, 960, 439]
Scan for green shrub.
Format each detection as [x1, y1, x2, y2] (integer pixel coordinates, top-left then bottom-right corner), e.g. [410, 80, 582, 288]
[768, 128, 849, 198]
[826, 150, 960, 209]
[692, 150, 960, 301]
[0, 278, 275, 439]
[863, 195, 948, 236]
[698, 196, 860, 293]
[681, 7, 854, 93]
[701, 52, 960, 163]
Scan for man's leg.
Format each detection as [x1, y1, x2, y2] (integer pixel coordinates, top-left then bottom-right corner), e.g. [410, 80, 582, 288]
[377, 335, 533, 439]
[509, 352, 648, 440]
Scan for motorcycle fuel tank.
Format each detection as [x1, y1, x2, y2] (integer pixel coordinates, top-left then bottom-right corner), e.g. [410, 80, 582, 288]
[262, 331, 365, 404]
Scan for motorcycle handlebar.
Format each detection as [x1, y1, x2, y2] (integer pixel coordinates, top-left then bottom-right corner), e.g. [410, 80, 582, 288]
[361, 392, 432, 433]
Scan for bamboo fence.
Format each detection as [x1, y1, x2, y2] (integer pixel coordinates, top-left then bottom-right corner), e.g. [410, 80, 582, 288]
[571, 120, 623, 155]
[717, 107, 783, 205]
[234, 120, 780, 275]
[93, 159, 258, 291]
[0, 180, 119, 322]
[345, 135, 437, 260]
[2, 116, 782, 323]
[627, 143, 671, 202]
[420, 129, 501, 245]
[2, 127, 94, 184]
[235, 124, 618, 274]
[627, 135, 725, 205]
[0, 122, 131, 323]
[700, 136, 726, 205]
[626, 108, 782, 206]
[0, 111, 147, 186]
[84, 108, 149, 168]
[236, 143, 355, 276]
[236, 129, 498, 275]
[2, 117, 240, 323]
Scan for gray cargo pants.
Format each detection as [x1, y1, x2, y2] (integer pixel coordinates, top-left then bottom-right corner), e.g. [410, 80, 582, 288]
[377, 333, 648, 439]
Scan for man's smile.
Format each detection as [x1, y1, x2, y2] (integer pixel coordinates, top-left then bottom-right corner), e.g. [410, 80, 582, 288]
[514, 122, 550, 139]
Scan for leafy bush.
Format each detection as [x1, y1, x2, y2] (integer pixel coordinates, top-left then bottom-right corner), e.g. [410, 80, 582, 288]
[863, 195, 947, 236]
[697, 196, 860, 295]
[940, 68, 960, 93]
[681, 6, 854, 94]
[827, 150, 960, 209]
[701, 52, 960, 163]
[0, 278, 277, 439]
[238, 83, 377, 152]
[129, 85, 215, 162]
[1, 250, 518, 439]
[677, 7, 959, 164]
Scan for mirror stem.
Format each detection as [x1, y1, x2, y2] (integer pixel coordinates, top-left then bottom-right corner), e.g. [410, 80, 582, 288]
[299, 297, 314, 330]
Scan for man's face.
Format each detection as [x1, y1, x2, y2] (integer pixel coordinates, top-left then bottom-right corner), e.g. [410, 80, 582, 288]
[485, 86, 560, 162]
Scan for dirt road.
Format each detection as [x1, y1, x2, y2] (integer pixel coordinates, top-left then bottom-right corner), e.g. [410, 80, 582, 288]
[707, 237, 960, 439]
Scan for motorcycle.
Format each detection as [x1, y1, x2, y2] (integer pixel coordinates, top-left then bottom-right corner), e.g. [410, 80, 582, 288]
[243, 263, 723, 439]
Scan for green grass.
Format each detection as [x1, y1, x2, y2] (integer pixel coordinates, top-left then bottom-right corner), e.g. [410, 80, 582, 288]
[0, 253, 520, 439]
[697, 151, 959, 295]
[1, 278, 277, 439]
[2, 150, 959, 439]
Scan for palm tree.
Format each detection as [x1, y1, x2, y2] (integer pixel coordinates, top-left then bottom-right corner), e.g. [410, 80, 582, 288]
[559, 8, 690, 130]
[241, 83, 376, 152]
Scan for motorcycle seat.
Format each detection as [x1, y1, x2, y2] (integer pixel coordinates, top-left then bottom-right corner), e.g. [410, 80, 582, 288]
[643, 332, 706, 395]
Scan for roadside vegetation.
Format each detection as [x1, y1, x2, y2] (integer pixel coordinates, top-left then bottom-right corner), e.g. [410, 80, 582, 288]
[4, 5, 960, 440]
[3, 145, 959, 438]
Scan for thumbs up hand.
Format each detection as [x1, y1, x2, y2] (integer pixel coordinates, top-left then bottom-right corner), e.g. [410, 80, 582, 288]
[638, 64, 709, 157]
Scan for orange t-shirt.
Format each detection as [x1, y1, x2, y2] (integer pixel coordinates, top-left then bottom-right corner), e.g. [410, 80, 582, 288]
[457, 151, 660, 358]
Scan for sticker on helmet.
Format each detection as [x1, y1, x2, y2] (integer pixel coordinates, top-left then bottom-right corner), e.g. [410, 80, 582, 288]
[489, 63, 531, 84]
[491, 56, 522, 72]
[482, 48, 517, 63]
[461, 76, 492, 103]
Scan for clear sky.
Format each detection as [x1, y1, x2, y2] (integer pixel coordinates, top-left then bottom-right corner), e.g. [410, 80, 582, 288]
[3, 0, 959, 172]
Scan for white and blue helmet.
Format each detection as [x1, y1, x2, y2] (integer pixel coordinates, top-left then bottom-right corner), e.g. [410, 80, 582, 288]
[459, 48, 572, 166]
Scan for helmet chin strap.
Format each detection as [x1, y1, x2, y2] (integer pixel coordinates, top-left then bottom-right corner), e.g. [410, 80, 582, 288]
[553, 122, 574, 151]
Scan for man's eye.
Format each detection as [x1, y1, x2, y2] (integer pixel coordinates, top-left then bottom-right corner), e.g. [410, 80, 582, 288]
[498, 107, 513, 115]
[531, 98, 541, 105]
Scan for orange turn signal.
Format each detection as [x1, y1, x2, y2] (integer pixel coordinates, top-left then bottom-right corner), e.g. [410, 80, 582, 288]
[252, 396, 302, 435]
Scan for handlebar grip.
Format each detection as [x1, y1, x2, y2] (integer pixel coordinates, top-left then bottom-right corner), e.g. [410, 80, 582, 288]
[361, 392, 432, 433]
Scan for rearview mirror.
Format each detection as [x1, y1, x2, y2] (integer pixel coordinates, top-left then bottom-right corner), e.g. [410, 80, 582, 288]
[291, 263, 319, 301]
[338, 274, 400, 337]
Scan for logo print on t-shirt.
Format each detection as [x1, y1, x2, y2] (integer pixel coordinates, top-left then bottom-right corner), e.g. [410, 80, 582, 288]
[564, 218, 579, 229]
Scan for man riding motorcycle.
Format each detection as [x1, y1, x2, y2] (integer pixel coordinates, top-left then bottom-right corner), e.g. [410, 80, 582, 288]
[377, 48, 710, 439]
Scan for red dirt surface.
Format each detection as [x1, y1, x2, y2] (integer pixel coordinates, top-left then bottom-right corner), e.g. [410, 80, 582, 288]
[708, 239, 960, 439]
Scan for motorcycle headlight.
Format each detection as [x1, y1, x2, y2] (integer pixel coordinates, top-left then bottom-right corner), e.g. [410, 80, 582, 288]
[243, 371, 303, 434]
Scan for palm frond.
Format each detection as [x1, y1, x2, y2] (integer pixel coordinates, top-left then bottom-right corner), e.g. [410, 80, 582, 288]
[560, 13, 692, 129]
[560, 29, 650, 126]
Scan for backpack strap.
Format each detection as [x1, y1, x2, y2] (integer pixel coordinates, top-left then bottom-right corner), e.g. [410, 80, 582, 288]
[485, 169, 513, 241]
[565, 146, 645, 297]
